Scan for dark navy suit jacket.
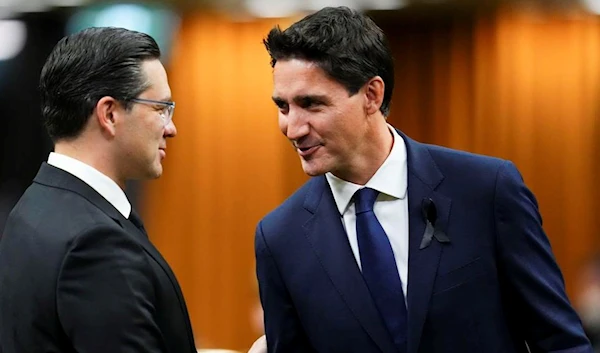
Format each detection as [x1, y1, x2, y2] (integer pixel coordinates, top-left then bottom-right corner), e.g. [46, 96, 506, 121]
[255, 132, 592, 353]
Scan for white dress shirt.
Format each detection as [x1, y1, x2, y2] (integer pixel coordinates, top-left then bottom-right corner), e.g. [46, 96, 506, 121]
[325, 126, 409, 298]
[47, 152, 131, 218]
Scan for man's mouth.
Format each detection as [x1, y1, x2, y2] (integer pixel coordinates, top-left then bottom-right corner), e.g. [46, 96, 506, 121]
[297, 145, 320, 157]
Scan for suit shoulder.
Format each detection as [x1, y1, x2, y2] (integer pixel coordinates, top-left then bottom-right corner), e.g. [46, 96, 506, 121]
[258, 178, 316, 234]
[5, 183, 122, 243]
[423, 143, 508, 174]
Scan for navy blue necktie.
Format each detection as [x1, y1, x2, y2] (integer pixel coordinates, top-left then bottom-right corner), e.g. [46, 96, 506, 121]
[355, 187, 407, 352]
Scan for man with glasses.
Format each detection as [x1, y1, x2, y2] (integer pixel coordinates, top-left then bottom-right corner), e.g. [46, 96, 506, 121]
[130, 97, 176, 127]
[0, 27, 266, 353]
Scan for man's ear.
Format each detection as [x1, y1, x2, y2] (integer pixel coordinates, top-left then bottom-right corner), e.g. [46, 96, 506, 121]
[364, 76, 385, 116]
[95, 96, 120, 137]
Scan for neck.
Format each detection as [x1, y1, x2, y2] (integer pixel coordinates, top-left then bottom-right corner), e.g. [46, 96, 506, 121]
[333, 117, 393, 185]
[54, 141, 126, 190]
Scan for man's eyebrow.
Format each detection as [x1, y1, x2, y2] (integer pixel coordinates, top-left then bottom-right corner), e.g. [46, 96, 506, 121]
[294, 95, 330, 104]
[272, 95, 331, 106]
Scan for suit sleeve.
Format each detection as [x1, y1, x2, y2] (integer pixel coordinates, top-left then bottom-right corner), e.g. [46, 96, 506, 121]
[255, 221, 316, 353]
[56, 224, 167, 353]
[494, 161, 592, 353]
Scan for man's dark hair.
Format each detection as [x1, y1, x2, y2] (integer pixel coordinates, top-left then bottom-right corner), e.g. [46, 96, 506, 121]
[40, 27, 161, 141]
[263, 6, 394, 116]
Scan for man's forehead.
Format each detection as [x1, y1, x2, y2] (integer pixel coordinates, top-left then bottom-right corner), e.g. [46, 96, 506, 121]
[140, 81, 171, 98]
[272, 60, 344, 99]
[272, 74, 339, 101]
[140, 60, 171, 99]
[273, 59, 327, 83]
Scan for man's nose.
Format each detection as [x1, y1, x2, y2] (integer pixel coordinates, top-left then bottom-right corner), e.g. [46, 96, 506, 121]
[285, 109, 309, 141]
[164, 120, 177, 137]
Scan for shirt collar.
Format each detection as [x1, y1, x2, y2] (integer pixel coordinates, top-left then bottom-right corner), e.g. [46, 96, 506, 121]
[47, 152, 132, 218]
[325, 126, 408, 215]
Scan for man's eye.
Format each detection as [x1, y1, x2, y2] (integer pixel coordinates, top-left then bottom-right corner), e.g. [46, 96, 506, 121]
[299, 99, 322, 109]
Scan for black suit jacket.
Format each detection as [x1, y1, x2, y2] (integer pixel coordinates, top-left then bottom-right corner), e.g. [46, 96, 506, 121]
[0, 163, 196, 353]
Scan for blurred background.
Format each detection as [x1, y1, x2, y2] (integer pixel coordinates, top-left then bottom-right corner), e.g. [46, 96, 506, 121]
[2, 0, 600, 350]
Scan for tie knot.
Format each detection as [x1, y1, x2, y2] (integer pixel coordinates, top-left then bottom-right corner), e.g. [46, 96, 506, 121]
[354, 187, 380, 214]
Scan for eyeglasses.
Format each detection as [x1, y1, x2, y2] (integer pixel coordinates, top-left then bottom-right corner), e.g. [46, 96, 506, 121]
[130, 98, 175, 126]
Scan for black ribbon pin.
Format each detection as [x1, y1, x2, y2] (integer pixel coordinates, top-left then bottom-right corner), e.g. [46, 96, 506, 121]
[419, 198, 450, 250]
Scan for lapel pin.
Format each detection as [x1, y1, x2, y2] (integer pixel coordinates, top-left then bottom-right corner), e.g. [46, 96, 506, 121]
[419, 198, 450, 250]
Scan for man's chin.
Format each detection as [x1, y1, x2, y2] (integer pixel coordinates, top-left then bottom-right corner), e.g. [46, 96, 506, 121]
[147, 164, 163, 179]
[301, 162, 327, 177]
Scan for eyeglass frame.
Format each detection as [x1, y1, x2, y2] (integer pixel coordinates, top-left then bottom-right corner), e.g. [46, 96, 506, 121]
[129, 97, 175, 126]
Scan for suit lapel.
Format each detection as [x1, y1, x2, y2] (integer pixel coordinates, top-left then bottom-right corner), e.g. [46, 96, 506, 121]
[399, 133, 452, 353]
[35, 164, 178, 286]
[120, 218, 196, 350]
[34, 163, 195, 350]
[303, 177, 397, 353]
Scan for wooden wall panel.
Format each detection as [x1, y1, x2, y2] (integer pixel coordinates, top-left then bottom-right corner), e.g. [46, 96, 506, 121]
[141, 13, 306, 351]
[383, 7, 600, 301]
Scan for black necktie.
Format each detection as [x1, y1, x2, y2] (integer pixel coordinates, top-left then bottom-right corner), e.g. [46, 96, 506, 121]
[129, 209, 147, 236]
[355, 187, 407, 352]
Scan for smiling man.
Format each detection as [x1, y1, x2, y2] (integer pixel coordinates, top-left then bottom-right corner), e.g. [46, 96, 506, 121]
[255, 6, 592, 353]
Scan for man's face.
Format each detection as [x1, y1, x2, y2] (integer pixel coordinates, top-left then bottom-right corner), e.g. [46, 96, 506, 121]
[272, 59, 370, 180]
[118, 59, 176, 180]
